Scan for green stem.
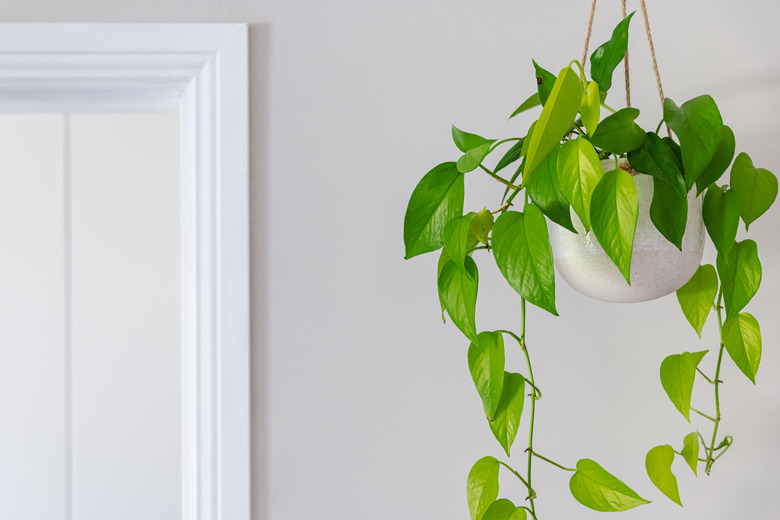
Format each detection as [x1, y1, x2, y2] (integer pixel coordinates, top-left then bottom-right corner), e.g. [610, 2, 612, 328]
[488, 137, 522, 153]
[601, 101, 616, 113]
[569, 59, 587, 86]
[706, 291, 725, 475]
[690, 407, 717, 422]
[529, 451, 576, 472]
[696, 367, 716, 384]
[479, 165, 521, 190]
[520, 298, 538, 514]
[498, 460, 534, 494]
[655, 118, 664, 134]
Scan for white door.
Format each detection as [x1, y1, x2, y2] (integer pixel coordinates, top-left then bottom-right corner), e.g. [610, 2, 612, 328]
[0, 112, 183, 520]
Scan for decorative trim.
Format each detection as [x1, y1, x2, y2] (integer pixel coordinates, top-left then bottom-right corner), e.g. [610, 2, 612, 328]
[0, 24, 250, 520]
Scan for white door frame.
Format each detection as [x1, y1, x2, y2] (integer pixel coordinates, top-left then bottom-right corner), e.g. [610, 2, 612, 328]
[0, 24, 249, 520]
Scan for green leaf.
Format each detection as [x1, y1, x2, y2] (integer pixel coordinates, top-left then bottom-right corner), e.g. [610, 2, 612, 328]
[557, 137, 603, 231]
[510, 93, 541, 119]
[533, 60, 557, 106]
[467, 331, 505, 420]
[470, 208, 494, 247]
[717, 239, 762, 318]
[494, 139, 525, 174]
[730, 152, 778, 230]
[676, 264, 719, 337]
[663, 96, 723, 187]
[695, 125, 736, 195]
[438, 257, 479, 343]
[458, 142, 495, 173]
[489, 372, 526, 457]
[580, 81, 601, 136]
[492, 206, 557, 315]
[523, 66, 582, 181]
[589, 12, 634, 92]
[467, 456, 501, 520]
[589, 107, 646, 154]
[453, 125, 493, 153]
[520, 122, 536, 158]
[681, 432, 699, 476]
[525, 144, 576, 232]
[443, 213, 477, 275]
[569, 458, 650, 512]
[645, 445, 682, 506]
[662, 137, 683, 167]
[702, 184, 740, 257]
[627, 132, 686, 196]
[483, 499, 527, 520]
[404, 162, 465, 259]
[660, 351, 708, 422]
[591, 168, 638, 284]
[722, 313, 762, 383]
[649, 176, 687, 249]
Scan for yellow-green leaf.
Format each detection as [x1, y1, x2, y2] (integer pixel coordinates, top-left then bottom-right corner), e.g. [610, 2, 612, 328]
[523, 66, 581, 181]
[703, 184, 740, 258]
[443, 213, 477, 275]
[569, 459, 650, 512]
[730, 152, 778, 230]
[660, 351, 708, 422]
[488, 372, 525, 457]
[557, 138, 603, 231]
[716, 239, 762, 318]
[645, 445, 682, 506]
[470, 208, 494, 247]
[438, 257, 479, 343]
[580, 81, 601, 136]
[483, 499, 527, 520]
[467, 331, 505, 420]
[676, 264, 719, 337]
[681, 432, 699, 476]
[723, 313, 762, 384]
[591, 168, 638, 284]
[467, 456, 500, 520]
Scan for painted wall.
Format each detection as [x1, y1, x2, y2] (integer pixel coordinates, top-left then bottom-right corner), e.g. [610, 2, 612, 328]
[0, 1, 779, 519]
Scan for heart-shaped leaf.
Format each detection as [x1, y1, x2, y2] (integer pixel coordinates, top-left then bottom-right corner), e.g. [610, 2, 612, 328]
[569, 458, 650, 512]
[660, 351, 708, 421]
[533, 60, 557, 106]
[492, 206, 557, 315]
[645, 445, 682, 506]
[483, 499, 527, 520]
[525, 144, 575, 232]
[717, 239, 762, 318]
[404, 162, 464, 259]
[467, 331, 505, 420]
[453, 125, 493, 153]
[467, 456, 501, 520]
[557, 137, 603, 231]
[729, 152, 778, 230]
[591, 167, 638, 284]
[510, 93, 540, 119]
[681, 432, 700, 476]
[723, 313, 762, 383]
[589, 108, 646, 154]
[649, 176, 688, 249]
[676, 264, 719, 337]
[443, 212, 477, 275]
[589, 12, 634, 92]
[703, 184, 740, 257]
[663, 96, 723, 187]
[695, 125, 736, 195]
[580, 81, 601, 136]
[436, 250, 450, 321]
[523, 66, 582, 181]
[488, 372, 526, 457]
[438, 256, 479, 342]
[628, 132, 686, 196]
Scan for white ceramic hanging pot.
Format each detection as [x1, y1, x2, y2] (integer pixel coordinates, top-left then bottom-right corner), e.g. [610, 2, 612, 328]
[550, 159, 704, 303]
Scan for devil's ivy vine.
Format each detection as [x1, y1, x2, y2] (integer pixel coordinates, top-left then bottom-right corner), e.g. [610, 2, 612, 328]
[403, 13, 776, 519]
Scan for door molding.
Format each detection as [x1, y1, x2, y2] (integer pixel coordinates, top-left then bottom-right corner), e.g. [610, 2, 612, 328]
[0, 24, 249, 520]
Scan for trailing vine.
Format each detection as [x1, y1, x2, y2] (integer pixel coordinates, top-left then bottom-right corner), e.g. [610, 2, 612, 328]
[403, 13, 776, 519]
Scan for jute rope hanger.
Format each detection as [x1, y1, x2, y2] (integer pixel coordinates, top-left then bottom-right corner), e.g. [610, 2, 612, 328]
[580, 0, 667, 124]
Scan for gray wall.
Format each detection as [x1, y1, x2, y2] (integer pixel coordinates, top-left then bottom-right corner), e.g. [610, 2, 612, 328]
[2, 1, 779, 519]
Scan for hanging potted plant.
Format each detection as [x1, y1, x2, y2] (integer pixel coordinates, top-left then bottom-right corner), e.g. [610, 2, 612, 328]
[403, 4, 776, 519]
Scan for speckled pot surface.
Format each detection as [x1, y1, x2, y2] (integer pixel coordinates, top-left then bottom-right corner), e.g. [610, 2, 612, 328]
[550, 160, 705, 303]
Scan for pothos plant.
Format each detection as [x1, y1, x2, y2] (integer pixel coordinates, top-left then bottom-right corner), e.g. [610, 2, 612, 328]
[403, 13, 777, 520]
